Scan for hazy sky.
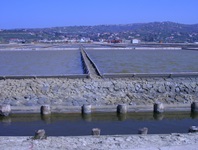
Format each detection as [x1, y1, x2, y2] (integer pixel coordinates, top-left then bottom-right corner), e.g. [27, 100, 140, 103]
[0, 0, 198, 29]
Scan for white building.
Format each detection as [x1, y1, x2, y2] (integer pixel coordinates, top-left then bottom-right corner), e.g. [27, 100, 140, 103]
[132, 39, 140, 44]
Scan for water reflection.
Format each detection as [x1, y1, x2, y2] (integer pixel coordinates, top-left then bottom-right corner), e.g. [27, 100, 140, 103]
[82, 114, 92, 122]
[0, 116, 11, 125]
[190, 112, 198, 119]
[153, 113, 164, 120]
[41, 115, 52, 124]
[0, 112, 195, 124]
[0, 112, 197, 136]
[117, 113, 127, 121]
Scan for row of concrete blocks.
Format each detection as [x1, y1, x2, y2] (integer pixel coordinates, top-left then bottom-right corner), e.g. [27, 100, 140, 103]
[33, 129, 103, 140]
[91, 125, 198, 135]
[82, 102, 198, 114]
[1, 102, 198, 116]
[33, 126, 198, 139]
[34, 127, 148, 140]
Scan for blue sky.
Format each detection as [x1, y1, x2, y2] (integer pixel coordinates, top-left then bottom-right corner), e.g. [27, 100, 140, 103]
[0, 0, 198, 29]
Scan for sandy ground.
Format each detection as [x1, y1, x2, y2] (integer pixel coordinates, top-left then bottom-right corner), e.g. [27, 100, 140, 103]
[0, 133, 198, 150]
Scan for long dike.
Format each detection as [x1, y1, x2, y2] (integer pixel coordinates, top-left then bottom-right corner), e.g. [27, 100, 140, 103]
[0, 77, 197, 113]
[0, 49, 198, 112]
[0, 48, 198, 150]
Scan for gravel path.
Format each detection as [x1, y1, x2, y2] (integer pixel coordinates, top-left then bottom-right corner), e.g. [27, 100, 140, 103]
[0, 133, 198, 150]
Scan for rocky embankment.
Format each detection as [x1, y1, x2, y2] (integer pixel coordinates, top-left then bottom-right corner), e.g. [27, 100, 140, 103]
[0, 77, 197, 107]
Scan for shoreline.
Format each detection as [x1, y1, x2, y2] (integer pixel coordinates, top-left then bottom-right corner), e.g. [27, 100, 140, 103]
[0, 133, 198, 150]
[9, 103, 191, 114]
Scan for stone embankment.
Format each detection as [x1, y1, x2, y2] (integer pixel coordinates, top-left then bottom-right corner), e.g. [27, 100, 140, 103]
[0, 77, 197, 107]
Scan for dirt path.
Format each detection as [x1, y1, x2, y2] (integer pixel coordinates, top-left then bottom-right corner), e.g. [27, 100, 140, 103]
[0, 133, 198, 150]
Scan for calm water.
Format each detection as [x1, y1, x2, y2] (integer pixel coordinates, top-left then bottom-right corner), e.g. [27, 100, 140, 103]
[0, 50, 84, 76]
[0, 112, 197, 136]
[85, 49, 198, 74]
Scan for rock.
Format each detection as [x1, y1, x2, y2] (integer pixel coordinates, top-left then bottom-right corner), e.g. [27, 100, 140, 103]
[138, 127, 148, 134]
[51, 99, 61, 105]
[3, 99, 11, 104]
[191, 83, 197, 89]
[24, 102, 37, 106]
[24, 95, 31, 100]
[175, 95, 183, 102]
[175, 87, 180, 93]
[142, 83, 153, 90]
[37, 97, 48, 105]
[189, 126, 198, 133]
[64, 102, 73, 106]
[135, 84, 141, 91]
[92, 128, 101, 136]
[41, 84, 50, 94]
[33, 129, 47, 140]
[10, 101, 20, 106]
[72, 101, 79, 106]
[52, 86, 60, 94]
[0, 104, 11, 116]
[157, 86, 166, 93]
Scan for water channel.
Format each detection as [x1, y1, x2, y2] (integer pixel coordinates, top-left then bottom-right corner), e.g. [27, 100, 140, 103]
[0, 112, 198, 136]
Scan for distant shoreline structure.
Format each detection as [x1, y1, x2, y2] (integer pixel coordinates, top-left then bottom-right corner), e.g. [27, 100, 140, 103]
[0, 21, 198, 45]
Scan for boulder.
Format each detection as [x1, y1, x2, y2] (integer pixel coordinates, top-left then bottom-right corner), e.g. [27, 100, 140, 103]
[0, 104, 11, 116]
[34, 129, 47, 140]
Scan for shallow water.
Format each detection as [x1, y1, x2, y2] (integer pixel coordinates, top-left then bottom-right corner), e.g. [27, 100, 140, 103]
[0, 50, 84, 76]
[0, 112, 197, 136]
[85, 49, 198, 74]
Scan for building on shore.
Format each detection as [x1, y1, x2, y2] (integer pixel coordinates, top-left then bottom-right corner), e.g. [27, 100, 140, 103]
[132, 39, 141, 44]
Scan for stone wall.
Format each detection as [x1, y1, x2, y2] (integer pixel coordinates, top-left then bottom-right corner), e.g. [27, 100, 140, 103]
[0, 77, 198, 106]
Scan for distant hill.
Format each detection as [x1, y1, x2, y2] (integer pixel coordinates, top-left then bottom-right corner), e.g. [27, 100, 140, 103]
[1, 22, 198, 43]
[54, 22, 198, 33]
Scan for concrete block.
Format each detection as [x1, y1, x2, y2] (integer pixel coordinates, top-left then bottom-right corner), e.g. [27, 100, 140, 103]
[0, 104, 11, 116]
[154, 102, 164, 113]
[92, 128, 101, 136]
[138, 127, 148, 135]
[40, 105, 51, 115]
[82, 104, 92, 114]
[191, 102, 198, 112]
[117, 104, 127, 114]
